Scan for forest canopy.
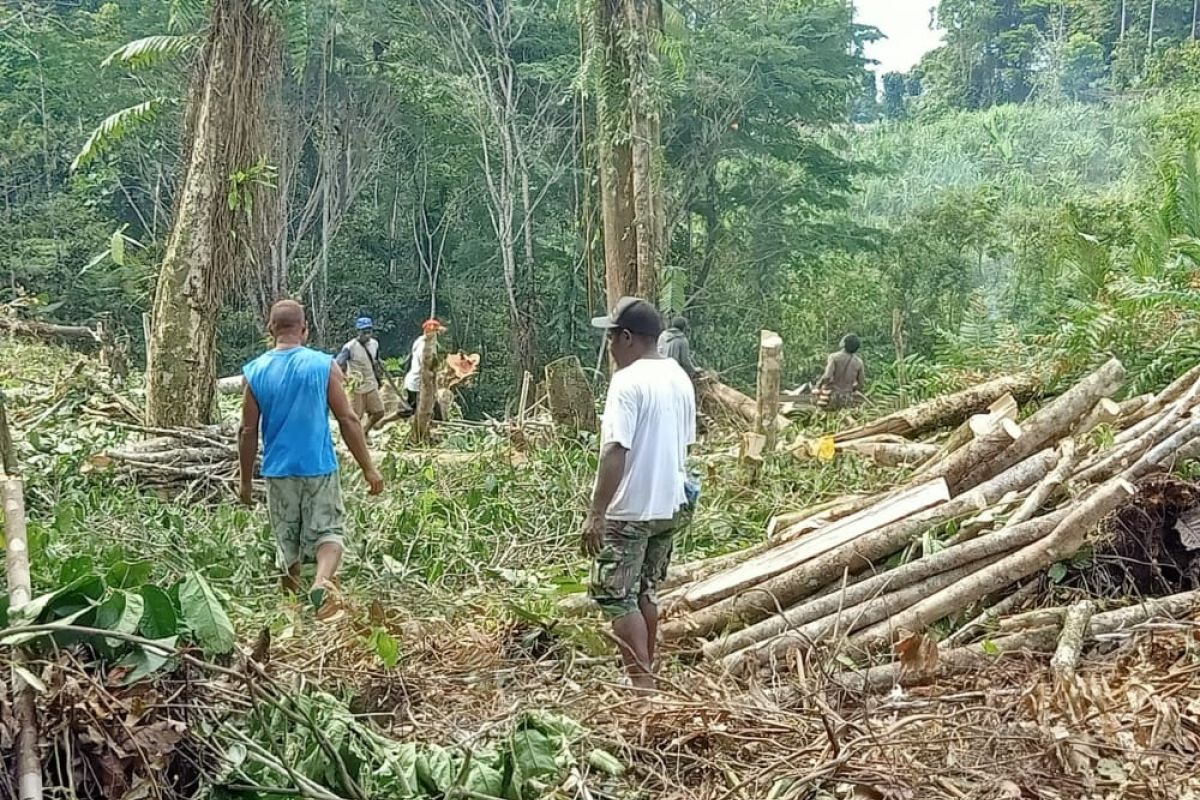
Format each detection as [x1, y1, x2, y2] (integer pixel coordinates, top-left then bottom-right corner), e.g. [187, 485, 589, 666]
[3, 0, 1200, 412]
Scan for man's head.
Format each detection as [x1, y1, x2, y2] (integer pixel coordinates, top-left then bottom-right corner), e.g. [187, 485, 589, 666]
[842, 334, 861, 354]
[670, 316, 689, 333]
[269, 299, 308, 344]
[591, 296, 663, 368]
[423, 318, 447, 336]
[356, 316, 374, 343]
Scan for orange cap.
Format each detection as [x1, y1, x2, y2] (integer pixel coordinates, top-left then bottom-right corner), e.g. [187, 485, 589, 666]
[423, 318, 447, 334]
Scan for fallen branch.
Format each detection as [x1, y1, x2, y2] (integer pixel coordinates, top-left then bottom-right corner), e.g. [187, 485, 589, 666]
[1050, 600, 1094, 689]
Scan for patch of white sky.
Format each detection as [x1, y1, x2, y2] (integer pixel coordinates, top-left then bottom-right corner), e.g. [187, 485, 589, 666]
[855, 0, 946, 82]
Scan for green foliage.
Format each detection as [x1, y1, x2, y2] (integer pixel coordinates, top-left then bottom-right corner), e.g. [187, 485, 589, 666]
[102, 34, 198, 70]
[71, 99, 165, 172]
[179, 570, 237, 655]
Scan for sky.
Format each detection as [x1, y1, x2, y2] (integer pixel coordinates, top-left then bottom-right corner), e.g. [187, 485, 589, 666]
[855, 0, 945, 77]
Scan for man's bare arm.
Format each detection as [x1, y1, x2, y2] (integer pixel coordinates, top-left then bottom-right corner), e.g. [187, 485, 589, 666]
[238, 384, 260, 504]
[590, 442, 628, 520]
[327, 368, 384, 493]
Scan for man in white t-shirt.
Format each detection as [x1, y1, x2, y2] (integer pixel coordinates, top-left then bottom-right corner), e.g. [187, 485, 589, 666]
[585, 296, 697, 693]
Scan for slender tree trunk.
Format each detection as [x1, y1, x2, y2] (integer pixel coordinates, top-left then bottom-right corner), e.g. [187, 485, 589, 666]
[147, 0, 281, 427]
[1149, 0, 1158, 52]
[595, 0, 665, 308]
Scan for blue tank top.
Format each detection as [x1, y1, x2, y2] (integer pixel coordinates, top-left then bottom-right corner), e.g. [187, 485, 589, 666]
[243, 347, 339, 478]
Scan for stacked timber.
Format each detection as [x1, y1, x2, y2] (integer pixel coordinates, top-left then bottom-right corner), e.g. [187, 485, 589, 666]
[647, 358, 1200, 680]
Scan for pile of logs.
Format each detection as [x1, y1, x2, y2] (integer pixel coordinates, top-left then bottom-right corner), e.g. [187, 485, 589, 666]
[92, 424, 239, 495]
[651, 357, 1200, 680]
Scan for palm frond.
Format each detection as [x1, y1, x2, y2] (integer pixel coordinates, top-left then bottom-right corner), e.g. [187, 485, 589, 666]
[169, 0, 208, 33]
[283, 0, 310, 78]
[102, 35, 200, 71]
[72, 99, 165, 172]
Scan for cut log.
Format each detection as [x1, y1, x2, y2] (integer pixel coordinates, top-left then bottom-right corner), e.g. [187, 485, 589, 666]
[697, 371, 788, 431]
[679, 480, 951, 611]
[849, 476, 1135, 653]
[766, 495, 870, 539]
[1123, 416, 1200, 481]
[0, 315, 100, 348]
[706, 510, 1066, 664]
[826, 589, 1200, 696]
[755, 330, 784, 456]
[955, 358, 1125, 491]
[1113, 392, 1156, 430]
[545, 356, 598, 432]
[918, 411, 1011, 472]
[661, 449, 1058, 642]
[939, 580, 1040, 648]
[1074, 397, 1121, 437]
[839, 440, 939, 468]
[834, 373, 1040, 443]
[918, 418, 1022, 494]
[725, 555, 1006, 676]
[1051, 600, 1094, 689]
[1006, 439, 1078, 528]
[705, 510, 1065, 671]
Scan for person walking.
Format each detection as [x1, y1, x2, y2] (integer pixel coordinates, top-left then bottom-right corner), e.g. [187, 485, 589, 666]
[239, 300, 384, 621]
[657, 316, 698, 378]
[585, 297, 696, 693]
[335, 317, 388, 432]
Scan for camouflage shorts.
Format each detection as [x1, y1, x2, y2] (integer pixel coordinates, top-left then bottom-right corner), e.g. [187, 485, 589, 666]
[589, 509, 689, 619]
[266, 473, 346, 569]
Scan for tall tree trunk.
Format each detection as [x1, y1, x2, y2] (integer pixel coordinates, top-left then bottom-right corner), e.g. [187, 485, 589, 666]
[594, 0, 665, 309]
[146, 0, 280, 427]
[1149, 0, 1158, 52]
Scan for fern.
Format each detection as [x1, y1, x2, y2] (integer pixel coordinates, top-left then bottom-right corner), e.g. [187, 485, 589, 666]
[72, 99, 165, 172]
[283, 0, 310, 78]
[102, 35, 199, 71]
[659, 264, 686, 314]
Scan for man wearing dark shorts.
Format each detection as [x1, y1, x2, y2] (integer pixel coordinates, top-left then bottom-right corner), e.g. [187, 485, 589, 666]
[584, 296, 696, 692]
[239, 300, 384, 621]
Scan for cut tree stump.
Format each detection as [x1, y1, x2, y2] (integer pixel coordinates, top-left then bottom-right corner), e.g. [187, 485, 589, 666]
[545, 356, 597, 432]
[835, 373, 1040, 443]
[755, 330, 784, 456]
[411, 331, 439, 444]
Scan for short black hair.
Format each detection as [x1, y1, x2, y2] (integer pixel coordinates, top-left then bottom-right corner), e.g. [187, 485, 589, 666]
[671, 316, 688, 332]
[842, 334, 861, 354]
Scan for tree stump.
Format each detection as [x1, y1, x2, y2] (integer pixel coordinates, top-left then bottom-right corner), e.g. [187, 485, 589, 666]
[755, 330, 784, 456]
[545, 356, 597, 432]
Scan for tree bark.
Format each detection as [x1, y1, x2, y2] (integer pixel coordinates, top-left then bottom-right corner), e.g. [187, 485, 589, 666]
[918, 417, 1022, 495]
[706, 509, 1065, 666]
[544, 356, 598, 432]
[838, 440, 939, 468]
[1051, 600, 1094, 689]
[755, 331, 784, 456]
[0, 316, 99, 347]
[595, 0, 665, 306]
[2, 395, 41, 800]
[679, 480, 950, 612]
[411, 332, 438, 444]
[146, 0, 281, 427]
[850, 477, 1135, 653]
[661, 448, 1058, 642]
[955, 358, 1125, 491]
[835, 373, 1041, 443]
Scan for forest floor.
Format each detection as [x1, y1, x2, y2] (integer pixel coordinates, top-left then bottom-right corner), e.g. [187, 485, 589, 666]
[4, 340, 1200, 800]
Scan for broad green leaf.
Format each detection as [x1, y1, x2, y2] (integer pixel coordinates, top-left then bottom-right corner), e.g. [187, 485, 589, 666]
[369, 628, 399, 668]
[465, 762, 505, 796]
[981, 639, 1001, 656]
[106, 560, 154, 589]
[9, 574, 103, 627]
[114, 637, 177, 684]
[137, 585, 178, 639]
[95, 590, 145, 649]
[1047, 562, 1068, 584]
[178, 572, 235, 655]
[416, 745, 455, 795]
[58, 555, 93, 583]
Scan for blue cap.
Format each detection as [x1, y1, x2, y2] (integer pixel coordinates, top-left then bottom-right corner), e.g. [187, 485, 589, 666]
[355, 317, 374, 331]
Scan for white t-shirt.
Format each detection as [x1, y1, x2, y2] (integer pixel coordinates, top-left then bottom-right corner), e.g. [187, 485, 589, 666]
[600, 357, 696, 521]
[404, 336, 425, 393]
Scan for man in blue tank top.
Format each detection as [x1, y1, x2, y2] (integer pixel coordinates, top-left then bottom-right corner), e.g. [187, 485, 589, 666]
[239, 299, 384, 620]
